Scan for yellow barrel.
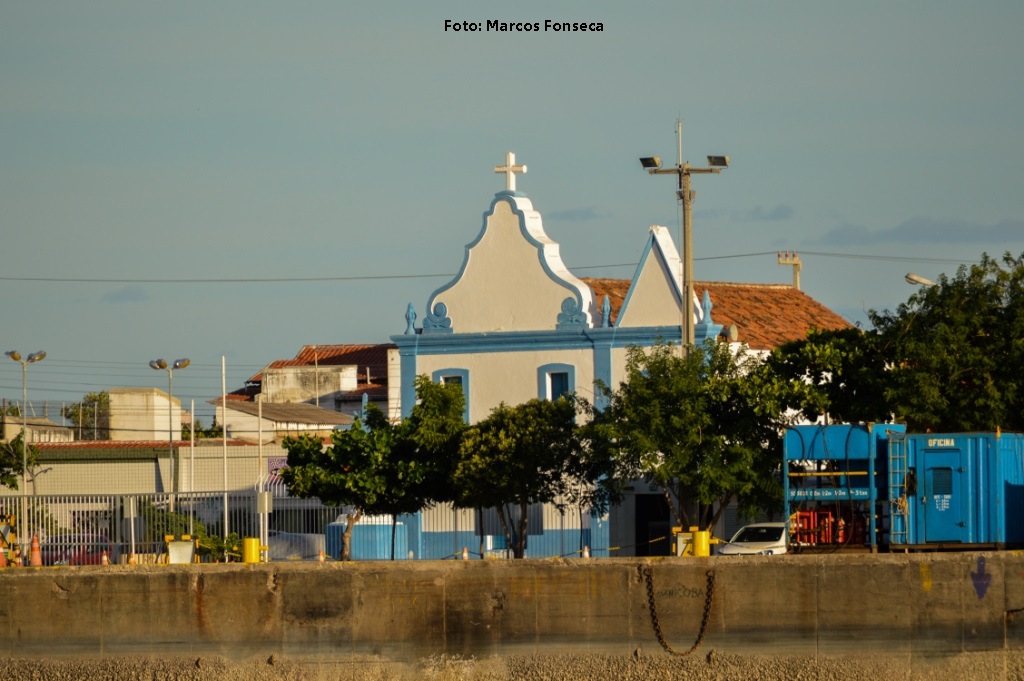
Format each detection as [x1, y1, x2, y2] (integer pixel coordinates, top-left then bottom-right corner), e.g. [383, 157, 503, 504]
[691, 530, 711, 557]
[242, 537, 261, 564]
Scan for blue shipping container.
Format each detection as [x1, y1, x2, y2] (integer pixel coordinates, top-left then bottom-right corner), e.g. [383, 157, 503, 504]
[892, 432, 1024, 547]
[784, 423, 906, 550]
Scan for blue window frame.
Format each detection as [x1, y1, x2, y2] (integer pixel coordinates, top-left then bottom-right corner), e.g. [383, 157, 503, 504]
[537, 363, 575, 401]
[432, 368, 470, 422]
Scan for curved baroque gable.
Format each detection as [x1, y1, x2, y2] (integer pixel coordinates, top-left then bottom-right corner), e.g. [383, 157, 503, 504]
[424, 192, 594, 333]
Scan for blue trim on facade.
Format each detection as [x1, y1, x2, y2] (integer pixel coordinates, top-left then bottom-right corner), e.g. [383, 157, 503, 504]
[537, 362, 576, 400]
[423, 193, 592, 330]
[399, 342, 420, 419]
[431, 367, 470, 422]
[592, 340, 613, 410]
[352, 521, 610, 561]
[555, 297, 588, 330]
[393, 325, 683, 355]
[422, 302, 453, 334]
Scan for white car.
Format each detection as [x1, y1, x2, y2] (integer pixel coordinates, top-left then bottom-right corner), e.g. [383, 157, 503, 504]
[717, 522, 788, 555]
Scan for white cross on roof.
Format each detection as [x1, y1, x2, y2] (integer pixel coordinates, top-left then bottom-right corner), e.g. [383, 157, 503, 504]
[494, 151, 527, 191]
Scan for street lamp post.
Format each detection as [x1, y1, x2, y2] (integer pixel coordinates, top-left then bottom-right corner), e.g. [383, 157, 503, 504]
[5, 350, 46, 549]
[905, 272, 936, 287]
[640, 119, 729, 356]
[149, 358, 190, 506]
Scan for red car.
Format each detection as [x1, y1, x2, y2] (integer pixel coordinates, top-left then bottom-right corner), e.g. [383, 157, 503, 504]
[40, 534, 117, 566]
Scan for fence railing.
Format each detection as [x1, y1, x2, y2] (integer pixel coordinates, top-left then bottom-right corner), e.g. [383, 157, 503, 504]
[0, 489, 608, 562]
[0, 489, 341, 563]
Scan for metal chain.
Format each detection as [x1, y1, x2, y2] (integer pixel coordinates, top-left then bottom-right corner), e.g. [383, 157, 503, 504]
[639, 564, 716, 657]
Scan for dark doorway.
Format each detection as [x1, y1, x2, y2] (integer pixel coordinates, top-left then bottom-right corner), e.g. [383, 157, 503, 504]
[635, 494, 672, 556]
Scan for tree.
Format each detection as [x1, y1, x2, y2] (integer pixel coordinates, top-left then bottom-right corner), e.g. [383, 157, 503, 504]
[62, 392, 110, 440]
[767, 252, 1024, 433]
[767, 327, 891, 425]
[592, 341, 791, 534]
[868, 252, 1024, 432]
[281, 376, 465, 560]
[183, 417, 223, 440]
[452, 396, 602, 559]
[0, 431, 38, 491]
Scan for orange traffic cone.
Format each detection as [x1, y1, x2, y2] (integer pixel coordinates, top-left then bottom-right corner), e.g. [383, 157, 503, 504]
[29, 536, 42, 567]
[101, 551, 110, 566]
[462, 546, 469, 561]
[0, 548, 7, 568]
[318, 549, 325, 562]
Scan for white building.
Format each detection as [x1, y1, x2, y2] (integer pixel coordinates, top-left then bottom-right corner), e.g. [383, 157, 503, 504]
[390, 152, 851, 556]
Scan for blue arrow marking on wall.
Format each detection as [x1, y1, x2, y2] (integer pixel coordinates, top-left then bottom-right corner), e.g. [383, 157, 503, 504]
[971, 556, 992, 599]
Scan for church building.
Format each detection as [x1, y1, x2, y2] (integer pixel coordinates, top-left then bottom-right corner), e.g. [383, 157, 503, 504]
[390, 153, 850, 557]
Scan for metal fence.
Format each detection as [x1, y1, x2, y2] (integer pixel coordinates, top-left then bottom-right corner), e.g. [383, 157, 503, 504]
[0, 488, 607, 563]
[0, 485, 341, 563]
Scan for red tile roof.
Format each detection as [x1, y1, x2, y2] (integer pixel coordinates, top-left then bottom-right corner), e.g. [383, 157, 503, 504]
[247, 343, 395, 384]
[582, 278, 852, 350]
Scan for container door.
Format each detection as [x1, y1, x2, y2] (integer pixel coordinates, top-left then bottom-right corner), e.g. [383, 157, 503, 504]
[923, 450, 963, 542]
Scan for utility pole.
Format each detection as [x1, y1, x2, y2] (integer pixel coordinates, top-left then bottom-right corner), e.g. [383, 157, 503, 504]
[640, 120, 729, 356]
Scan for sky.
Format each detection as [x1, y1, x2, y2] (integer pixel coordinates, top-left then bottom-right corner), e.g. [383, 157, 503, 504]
[2, 2, 1023, 423]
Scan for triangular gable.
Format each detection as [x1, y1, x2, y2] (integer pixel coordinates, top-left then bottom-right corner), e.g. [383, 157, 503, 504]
[421, 191, 594, 333]
[615, 225, 699, 328]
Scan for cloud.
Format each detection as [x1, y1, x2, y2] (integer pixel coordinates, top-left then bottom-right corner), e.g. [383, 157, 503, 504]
[546, 206, 612, 222]
[820, 217, 1024, 246]
[101, 286, 150, 303]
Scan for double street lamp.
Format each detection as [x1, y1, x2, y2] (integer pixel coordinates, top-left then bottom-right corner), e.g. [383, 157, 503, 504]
[5, 350, 46, 549]
[641, 119, 729, 356]
[149, 358, 189, 502]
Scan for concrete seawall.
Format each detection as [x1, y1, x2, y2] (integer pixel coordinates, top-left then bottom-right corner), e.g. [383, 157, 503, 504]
[0, 552, 1022, 679]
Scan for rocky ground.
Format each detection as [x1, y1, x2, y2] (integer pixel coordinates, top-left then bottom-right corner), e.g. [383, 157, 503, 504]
[0, 650, 1021, 681]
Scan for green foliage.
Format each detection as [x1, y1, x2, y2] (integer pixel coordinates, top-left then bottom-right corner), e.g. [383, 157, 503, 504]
[183, 417, 223, 440]
[869, 252, 1024, 432]
[0, 431, 38, 490]
[768, 252, 1024, 434]
[593, 341, 790, 532]
[197, 531, 241, 562]
[136, 499, 238, 562]
[452, 396, 598, 558]
[139, 500, 193, 543]
[768, 327, 891, 424]
[61, 391, 110, 440]
[280, 376, 466, 560]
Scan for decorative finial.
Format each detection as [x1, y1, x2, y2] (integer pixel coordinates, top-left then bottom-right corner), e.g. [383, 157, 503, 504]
[494, 151, 527, 191]
[701, 290, 714, 324]
[601, 295, 612, 328]
[405, 303, 417, 335]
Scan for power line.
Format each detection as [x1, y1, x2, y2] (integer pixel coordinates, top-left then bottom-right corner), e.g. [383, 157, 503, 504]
[0, 251, 975, 284]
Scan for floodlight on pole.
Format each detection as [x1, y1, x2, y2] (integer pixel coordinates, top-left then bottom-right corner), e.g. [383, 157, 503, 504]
[905, 273, 936, 287]
[640, 119, 729, 356]
[5, 350, 46, 549]
[150, 357, 190, 506]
